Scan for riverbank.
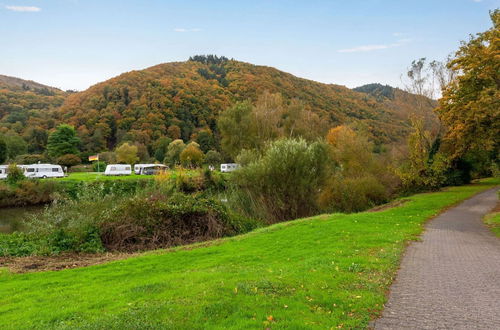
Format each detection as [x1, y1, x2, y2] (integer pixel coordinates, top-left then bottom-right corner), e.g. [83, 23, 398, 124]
[0, 178, 497, 329]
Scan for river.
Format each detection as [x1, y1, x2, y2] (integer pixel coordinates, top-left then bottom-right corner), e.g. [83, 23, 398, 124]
[0, 206, 44, 234]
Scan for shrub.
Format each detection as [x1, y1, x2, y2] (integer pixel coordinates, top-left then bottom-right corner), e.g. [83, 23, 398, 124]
[231, 138, 330, 223]
[180, 143, 204, 168]
[1, 182, 258, 256]
[99, 192, 256, 251]
[92, 161, 107, 172]
[319, 175, 389, 213]
[320, 126, 396, 212]
[6, 164, 25, 185]
[56, 154, 82, 168]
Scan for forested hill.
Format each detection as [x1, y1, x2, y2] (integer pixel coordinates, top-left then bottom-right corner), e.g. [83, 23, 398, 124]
[57, 56, 437, 155]
[0, 76, 67, 154]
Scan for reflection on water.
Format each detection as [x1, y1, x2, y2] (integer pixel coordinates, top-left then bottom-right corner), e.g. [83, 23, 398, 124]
[0, 206, 44, 234]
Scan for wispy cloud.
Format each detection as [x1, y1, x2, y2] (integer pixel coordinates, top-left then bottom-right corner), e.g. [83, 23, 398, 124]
[5, 5, 41, 12]
[338, 38, 411, 53]
[472, 0, 482, 2]
[174, 28, 202, 33]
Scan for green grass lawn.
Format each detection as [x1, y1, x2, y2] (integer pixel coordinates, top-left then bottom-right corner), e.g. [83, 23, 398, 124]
[52, 170, 202, 182]
[484, 191, 500, 237]
[53, 172, 153, 182]
[0, 179, 498, 329]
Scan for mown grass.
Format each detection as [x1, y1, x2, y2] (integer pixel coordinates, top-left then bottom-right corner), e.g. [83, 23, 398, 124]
[484, 191, 500, 237]
[53, 172, 152, 182]
[53, 170, 203, 182]
[0, 179, 497, 329]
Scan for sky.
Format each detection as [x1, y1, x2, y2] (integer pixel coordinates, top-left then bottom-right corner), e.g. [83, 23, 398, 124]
[1, 0, 498, 91]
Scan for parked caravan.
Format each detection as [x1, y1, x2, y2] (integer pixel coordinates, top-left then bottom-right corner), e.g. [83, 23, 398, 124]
[23, 164, 65, 179]
[139, 164, 167, 175]
[134, 164, 157, 175]
[220, 163, 239, 173]
[104, 164, 132, 176]
[0, 165, 7, 179]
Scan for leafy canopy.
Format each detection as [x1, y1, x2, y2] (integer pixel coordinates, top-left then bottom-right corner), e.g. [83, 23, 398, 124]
[46, 124, 80, 158]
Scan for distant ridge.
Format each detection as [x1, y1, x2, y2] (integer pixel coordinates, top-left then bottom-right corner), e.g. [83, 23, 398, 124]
[0, 74, 61, 93]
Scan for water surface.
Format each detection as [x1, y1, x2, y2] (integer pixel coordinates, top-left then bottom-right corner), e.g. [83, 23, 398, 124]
[0, 206, 44, 233]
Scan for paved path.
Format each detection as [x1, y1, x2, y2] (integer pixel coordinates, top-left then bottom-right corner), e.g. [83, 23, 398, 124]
[374, 187, 500, 330]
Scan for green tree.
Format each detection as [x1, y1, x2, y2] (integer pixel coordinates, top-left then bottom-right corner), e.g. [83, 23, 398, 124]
[164, 139, 186, 166]
[24, 127, 48, 154]
[195, 129, 215, 153]
[0, 137, 6, 164]
[217, 101, 258, 159]
[115, 142, 139, 164]
[180, 143, 204, 168]
[437, 10, 500, 160]
[153, 137, 172, 163]
[47, 125, 81, 158]
[3, 134, 28, 160]
[204, 150, 222, 166]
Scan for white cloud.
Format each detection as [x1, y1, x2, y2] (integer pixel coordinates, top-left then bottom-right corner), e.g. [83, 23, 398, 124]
[338, 37, 411, 53]
[174, 28, 202, 33]
[338, 44, 389, 53]
[5, 5, 41, 12]
[472, 0, 482, 2]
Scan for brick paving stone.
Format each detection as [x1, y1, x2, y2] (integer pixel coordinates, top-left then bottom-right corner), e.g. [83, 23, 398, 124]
[373, 187, 500, 330]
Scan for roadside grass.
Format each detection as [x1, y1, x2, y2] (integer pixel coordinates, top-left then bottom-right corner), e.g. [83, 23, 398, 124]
[0, 179, 497, 329]
[483, 191, 500, 237]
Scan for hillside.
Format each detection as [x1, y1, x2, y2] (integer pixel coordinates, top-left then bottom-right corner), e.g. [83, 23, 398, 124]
[0, 58, 438, 160]
[0, 75, 62, 94]
[0, 76, 67, 154]
[354, 83, 439, 134]
[58, 56, 438, 156]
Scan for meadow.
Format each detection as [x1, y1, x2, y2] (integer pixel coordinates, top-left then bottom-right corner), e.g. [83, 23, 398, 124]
[0, 179, 497, 329]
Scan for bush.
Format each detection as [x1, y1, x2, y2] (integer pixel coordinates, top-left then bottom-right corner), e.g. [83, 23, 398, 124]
[319, 175, 389, 213]
[231, 138, 330, 223]
[92, 161, 107, 172]
[6, 164, 25, 185]
[99, 192, 257, 251]
[1, 182, 258, 256]
[56, 154, 82, 168]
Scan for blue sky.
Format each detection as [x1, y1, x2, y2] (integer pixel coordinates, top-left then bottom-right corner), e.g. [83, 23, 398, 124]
[1, 0, 498, 91]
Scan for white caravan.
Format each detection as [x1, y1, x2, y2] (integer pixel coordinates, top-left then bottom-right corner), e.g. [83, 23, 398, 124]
[220, 163, 239, 173]
[0, 165, 8, 179]
[23, 164, 65, 179]
[134, 164, 158, 175]
[139, 164, 167, 175]
[104, 164, 132, 176]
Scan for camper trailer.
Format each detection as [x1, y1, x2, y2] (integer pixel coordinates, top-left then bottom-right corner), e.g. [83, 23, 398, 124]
[134, 164, 157, 175]
[104, 164, 132, 176]
[220, 163, 239, 173]
[23, 164, 65, 179]
[139, 164, 167, 175]
[0, 165, 7, 179]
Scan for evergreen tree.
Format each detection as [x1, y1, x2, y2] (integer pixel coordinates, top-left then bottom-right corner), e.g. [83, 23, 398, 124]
[47, 125, 81, 158]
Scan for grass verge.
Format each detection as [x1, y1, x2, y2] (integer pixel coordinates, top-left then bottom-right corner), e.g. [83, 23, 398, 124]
[483, 190, 500, 237]
[0, 179, 498, 329]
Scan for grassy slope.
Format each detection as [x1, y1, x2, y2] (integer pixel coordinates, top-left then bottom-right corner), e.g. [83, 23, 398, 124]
[0, 179, 498, 329]
[484, 191, 500, 237]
